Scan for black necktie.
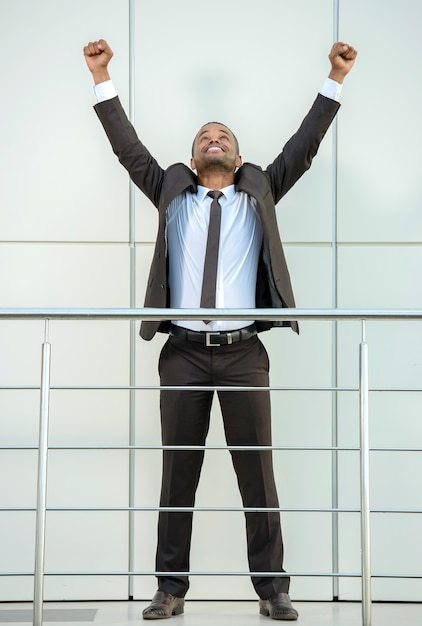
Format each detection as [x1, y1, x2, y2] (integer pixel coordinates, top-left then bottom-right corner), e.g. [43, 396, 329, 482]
[200, 190, 223, 323]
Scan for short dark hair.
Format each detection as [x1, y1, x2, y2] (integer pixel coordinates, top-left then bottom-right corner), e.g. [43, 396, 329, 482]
[191, 122, 240, 156]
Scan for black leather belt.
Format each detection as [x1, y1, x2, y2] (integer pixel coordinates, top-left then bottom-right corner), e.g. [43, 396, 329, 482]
[169, 323, 257, 347]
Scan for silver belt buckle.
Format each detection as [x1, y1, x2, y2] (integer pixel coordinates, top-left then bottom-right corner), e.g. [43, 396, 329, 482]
[206, 332, 220, 347]
[205, 332, 232, 347]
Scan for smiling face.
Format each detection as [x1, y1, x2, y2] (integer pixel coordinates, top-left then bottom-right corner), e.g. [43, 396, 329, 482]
[190, 122, 242, 176]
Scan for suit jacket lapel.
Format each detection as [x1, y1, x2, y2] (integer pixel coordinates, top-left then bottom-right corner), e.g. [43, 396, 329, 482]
[159, 164, 198, 211]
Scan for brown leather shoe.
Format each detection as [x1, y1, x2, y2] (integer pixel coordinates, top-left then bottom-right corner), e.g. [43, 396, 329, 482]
[142, 590, 185, 620]
[259, 592, 298, 620]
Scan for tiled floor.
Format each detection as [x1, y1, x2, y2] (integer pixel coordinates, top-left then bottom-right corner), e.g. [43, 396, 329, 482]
[0, 601, 421, 626]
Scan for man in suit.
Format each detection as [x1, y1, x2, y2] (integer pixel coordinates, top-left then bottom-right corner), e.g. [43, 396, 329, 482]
[84, 38, 356, 620]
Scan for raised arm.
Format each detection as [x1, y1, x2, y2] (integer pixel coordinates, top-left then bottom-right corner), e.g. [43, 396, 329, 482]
[266, 41, 357, 203]
[83, 39, 165, 208]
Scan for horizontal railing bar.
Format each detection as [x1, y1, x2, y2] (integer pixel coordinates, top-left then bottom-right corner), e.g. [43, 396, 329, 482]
[2, 386, 420, 393]
[1, 307, 421, 322]
[0, 507, 359, 513]
[1, 445, 420, 452]
[0, 445, 361, 451]
[0, 571, 420, 579]
[1, 506, 421, 514]
[0, 385, 359, 391]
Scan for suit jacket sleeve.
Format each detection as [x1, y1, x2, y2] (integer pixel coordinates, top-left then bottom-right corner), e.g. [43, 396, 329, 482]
[266, 93, 340, 204]
[94, 96, 164, 208]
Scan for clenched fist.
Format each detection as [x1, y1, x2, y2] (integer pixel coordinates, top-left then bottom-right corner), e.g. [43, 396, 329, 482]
[328, 42, 358, 83]
[83, 39, 113, 84]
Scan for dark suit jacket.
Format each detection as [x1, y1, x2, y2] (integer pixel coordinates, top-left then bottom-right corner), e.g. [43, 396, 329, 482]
[94, 94, 340, 340]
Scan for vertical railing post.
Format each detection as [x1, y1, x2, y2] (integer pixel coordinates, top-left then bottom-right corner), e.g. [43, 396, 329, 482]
[33, 320, 51, 626]
[359, 320, 372, 626]
[128, 0, 137, 600]
[330, 2, 341, 598]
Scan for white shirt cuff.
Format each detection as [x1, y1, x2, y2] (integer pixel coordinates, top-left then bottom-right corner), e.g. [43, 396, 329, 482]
[319, 77, 342, 102]
[93, 80, 118, 103]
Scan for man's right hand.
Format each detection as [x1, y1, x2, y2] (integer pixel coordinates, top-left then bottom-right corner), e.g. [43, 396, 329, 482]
[83, 39, 113, 84]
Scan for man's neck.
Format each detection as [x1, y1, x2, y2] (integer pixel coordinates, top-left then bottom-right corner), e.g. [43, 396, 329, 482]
[196, 170, 236, 190]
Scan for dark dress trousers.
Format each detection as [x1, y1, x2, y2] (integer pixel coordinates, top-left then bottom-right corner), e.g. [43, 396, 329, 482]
[94, 94, 340, 599]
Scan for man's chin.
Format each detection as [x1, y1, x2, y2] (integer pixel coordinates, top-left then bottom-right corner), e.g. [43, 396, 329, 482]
[201, 157, 233, 172]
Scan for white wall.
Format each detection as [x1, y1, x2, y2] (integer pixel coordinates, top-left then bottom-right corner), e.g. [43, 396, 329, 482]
[0, 0, 421, 602]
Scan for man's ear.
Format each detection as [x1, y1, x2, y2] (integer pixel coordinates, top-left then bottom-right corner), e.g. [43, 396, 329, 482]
[235, 155, 243, 168]
[190, 158, 197, 171]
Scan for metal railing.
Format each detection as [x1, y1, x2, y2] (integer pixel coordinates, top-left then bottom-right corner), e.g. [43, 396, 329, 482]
[1, 307, 421, 626]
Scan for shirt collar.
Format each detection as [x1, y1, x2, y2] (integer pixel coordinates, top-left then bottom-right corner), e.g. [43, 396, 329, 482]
[197, 184, 236, 203]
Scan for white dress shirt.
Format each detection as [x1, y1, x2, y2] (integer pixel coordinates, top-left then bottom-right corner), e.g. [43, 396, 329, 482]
[166, 185, 263, 331]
